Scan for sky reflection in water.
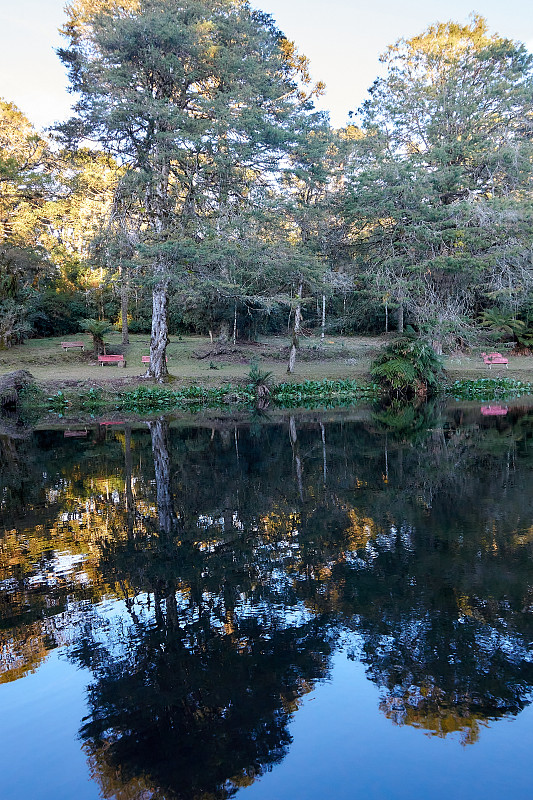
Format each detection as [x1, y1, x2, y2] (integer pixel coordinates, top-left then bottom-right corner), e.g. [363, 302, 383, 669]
[1, 403, 533, 799]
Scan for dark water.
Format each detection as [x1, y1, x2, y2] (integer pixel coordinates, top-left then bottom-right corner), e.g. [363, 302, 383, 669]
[1, 403, 533, 800]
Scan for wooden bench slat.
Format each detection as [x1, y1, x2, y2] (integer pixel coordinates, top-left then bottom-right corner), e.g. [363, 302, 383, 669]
[481, 405, 508, 416]
[98, 354, 126, 367]
[483, 358, 508, 369]
[482, 352, 508, 368]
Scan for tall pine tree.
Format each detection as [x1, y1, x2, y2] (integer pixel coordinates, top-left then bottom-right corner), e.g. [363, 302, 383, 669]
[345, 16, 533, 349]
[59, 0, 325, 379]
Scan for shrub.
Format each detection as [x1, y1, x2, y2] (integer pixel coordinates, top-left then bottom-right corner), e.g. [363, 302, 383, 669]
[371, 335, 445, 397]
[248, 358, 272, 401]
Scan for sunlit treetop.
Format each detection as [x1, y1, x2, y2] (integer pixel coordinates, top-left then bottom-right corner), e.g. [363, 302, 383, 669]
[59, 0, 325, 115]
[387, 14, 507, 63]
[62, 0, 141, 37]
[0, 99, 55, 249]
[360, 14, 533, 162]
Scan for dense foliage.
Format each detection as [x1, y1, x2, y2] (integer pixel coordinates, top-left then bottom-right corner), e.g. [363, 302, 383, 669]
[371, 335, 445, 397]
[1, 9, 533, 369]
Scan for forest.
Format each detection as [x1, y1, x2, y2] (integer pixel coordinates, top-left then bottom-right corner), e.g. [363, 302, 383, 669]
[2, 0, 533, 384]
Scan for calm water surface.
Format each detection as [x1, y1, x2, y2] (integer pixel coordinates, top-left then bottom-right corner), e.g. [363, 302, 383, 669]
[1, 403, 533, 799]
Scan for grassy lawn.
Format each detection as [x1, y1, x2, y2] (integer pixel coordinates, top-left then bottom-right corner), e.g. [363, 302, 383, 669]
[0, 333, 385, 388]
[1, 332, 533, 389]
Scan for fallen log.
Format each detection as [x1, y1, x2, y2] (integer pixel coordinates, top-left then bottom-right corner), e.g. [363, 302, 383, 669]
[191, 347, 241, 360]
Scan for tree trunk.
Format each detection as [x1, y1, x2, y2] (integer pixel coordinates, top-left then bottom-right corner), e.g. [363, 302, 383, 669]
[321, 293, 326, 339]
[93, 334, 105, 357]
[149, 418, 176, 535]
[287, 281, 303, 374]
[144, 147, 170, 381]
[232, 302, 237, 346]
[397, 301, 404, 334]
[121, 273, 129, 346]
[219, 320, 230, 343]
[146, 281, 169, 382]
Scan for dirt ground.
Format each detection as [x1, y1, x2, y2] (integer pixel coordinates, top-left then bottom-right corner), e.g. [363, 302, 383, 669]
[0, 333, 531, 390]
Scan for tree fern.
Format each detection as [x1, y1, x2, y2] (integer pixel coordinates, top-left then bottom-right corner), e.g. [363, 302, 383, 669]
[371, 335, 445, 397]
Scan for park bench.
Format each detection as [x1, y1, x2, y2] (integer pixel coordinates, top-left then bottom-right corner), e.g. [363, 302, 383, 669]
[61, 341, 85, 351]
[141, 355, 167, 363]
[481, 405, 508, 416]
[481, 352, 508, 369]
[98, 354, 126, 367]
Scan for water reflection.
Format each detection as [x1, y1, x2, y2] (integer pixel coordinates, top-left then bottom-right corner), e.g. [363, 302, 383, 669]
[1, 404, 533, 797]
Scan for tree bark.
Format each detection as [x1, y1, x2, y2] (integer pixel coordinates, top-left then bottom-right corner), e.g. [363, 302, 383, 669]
[397, 300, 404, 334]
[287, 281, 303, 374]
[218, 320, 230, 343]
[146, 280, 169, 382]
[144, 145, 170, 382]
[121, 272, 129, 346]
[93, 335, 105, 357]
[321, 293, 326, 339]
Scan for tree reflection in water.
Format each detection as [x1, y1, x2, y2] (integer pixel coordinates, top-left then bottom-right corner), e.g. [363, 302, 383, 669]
[1, 404, 533, 796]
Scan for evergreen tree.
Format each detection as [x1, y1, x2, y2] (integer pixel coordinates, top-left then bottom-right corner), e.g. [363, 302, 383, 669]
[0, 100, 56, 347]
[59, 0, 325, 380]
[345, 16, 533, 349]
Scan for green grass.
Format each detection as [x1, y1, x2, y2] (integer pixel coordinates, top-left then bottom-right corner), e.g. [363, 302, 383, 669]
[5, 334, 533, 413]
[0, 333, 383, 386]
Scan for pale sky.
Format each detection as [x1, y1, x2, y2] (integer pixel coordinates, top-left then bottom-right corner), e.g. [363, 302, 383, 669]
[1, 0, 532, 131]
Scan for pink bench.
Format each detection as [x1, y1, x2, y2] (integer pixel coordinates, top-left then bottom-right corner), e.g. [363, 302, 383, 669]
[482, 352, 508, 369]
[142, 355, 167, 363]
[481, 405, 508, 416]
[61, 341, 85, 350]
[98, 354, 126, 367]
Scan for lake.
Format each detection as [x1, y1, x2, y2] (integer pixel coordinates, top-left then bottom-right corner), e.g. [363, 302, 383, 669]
[1, 401, 532, 799]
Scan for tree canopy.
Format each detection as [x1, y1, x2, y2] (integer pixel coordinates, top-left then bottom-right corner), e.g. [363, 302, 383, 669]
[0, 12, 532, 359]
[344, 16, 533, 349]
[57, 0, 327, 377]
